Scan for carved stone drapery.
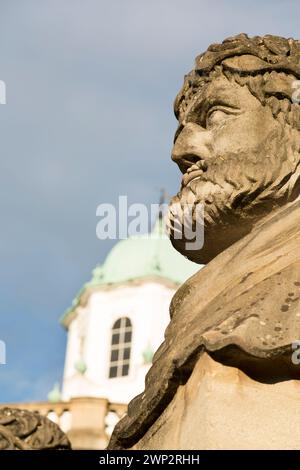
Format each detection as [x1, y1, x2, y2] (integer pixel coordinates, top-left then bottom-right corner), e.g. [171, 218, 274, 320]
[0, 407, 71, 450]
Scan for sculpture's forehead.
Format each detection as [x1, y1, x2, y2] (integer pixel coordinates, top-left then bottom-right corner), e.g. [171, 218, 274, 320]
[179, 75, 260, 124]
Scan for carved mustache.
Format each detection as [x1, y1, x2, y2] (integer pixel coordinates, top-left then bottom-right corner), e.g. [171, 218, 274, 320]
[181, 160, 208, 187]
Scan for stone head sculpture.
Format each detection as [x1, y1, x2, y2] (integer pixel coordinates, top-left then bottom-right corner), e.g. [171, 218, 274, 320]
[109, 34, 300, 450]
[169, 33, 300, 263]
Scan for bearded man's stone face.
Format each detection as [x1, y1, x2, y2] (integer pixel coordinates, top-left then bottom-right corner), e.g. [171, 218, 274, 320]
[169, 73, 296, 264]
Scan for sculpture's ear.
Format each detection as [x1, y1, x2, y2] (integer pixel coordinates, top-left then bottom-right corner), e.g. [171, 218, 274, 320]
[223, 55, 296, 101]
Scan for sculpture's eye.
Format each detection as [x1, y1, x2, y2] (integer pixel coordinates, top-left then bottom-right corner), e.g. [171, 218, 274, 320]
[206, 108, 230, 129]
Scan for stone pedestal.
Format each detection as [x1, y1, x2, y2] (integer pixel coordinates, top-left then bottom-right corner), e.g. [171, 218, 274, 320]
[133, 353, 300, 450]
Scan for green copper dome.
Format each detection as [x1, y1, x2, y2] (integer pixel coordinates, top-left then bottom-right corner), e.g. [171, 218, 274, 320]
[61, 218, 200, 326]
[89, 219, 199, 286]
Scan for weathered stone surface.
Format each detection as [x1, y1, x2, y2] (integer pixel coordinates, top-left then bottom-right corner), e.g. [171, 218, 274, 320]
[171, 35, 300, 264]
[194, 33, 300, 77]
[108, 34, 300, 450]
[0, 407, 71, 450]
[132, 353, 300, 450]
[109, 204, 300, 449]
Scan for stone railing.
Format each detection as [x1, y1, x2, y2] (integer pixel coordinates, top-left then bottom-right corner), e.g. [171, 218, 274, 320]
[2, 397, 126, 449]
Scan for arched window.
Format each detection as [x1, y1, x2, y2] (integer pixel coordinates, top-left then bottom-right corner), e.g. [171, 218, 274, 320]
[109, 317, 132, 378]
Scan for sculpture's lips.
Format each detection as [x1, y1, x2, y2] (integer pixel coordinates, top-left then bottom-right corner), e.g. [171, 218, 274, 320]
[182, 160, 207, 187]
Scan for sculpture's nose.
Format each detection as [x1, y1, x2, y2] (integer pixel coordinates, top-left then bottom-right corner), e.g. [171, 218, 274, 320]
[172, 122, 211, 174]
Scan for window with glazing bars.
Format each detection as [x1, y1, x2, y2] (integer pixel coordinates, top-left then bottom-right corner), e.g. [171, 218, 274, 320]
[109, 317, 132, 378]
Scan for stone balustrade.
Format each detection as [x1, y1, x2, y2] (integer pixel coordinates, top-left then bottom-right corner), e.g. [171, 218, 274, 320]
[1, 397, 126, 449]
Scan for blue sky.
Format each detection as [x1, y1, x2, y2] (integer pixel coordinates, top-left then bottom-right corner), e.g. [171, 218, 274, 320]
[0, 0, 299, 402]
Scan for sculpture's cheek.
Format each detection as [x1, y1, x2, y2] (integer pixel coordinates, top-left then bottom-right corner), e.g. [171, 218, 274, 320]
[211, 108, 280, 161]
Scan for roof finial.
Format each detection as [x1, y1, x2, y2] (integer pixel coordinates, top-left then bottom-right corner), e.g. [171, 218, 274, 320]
[159, 188, 167, 220]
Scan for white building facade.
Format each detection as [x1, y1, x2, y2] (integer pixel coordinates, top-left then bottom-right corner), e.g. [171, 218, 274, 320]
[62, 280, 176, 404]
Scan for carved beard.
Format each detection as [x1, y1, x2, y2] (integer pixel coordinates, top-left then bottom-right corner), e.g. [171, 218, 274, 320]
[168, 146, 295, 264]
